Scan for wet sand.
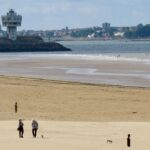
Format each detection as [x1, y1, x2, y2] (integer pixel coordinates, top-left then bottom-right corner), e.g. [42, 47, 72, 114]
[0, 56, 150, 87]
[0, 75, 150, 121]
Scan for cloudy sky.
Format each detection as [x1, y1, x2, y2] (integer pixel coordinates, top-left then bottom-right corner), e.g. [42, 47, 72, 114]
[0, 0, 149, 30]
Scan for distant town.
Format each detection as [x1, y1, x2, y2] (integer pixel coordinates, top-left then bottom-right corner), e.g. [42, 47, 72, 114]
[0, 22, 150, 41]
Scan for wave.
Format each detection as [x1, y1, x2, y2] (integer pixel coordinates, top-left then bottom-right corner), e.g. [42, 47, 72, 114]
[27, 53, 150, 63]
[0, 53, 150, 63]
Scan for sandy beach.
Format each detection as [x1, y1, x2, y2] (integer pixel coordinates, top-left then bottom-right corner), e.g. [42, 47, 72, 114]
[1, 121, 150, 150]
[0, 55, 150, 149]
[0, 75, 150, 149]
[0, 75, 150, 121]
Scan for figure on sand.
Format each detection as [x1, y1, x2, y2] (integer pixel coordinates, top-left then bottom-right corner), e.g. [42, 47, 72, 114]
[17, 119, 24, 138]
[32, 120, 38, 138]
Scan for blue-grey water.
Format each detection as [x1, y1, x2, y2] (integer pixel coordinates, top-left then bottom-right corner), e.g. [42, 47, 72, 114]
[60, 40, 150, 54]
[58, 40, 150, 61]
[0, 40, 150, 87]
[0, 40, 150, 60]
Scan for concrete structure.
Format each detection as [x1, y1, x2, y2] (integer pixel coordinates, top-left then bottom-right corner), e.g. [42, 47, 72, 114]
[102, 22, 111, 32]
[1, 9, 22, 40]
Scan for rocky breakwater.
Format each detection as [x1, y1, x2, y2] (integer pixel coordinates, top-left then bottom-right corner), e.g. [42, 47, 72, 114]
[0, 36, 71, 52]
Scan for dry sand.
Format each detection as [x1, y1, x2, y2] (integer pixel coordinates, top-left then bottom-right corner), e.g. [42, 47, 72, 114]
[1, 121, 150, 150]
[0, 76, 150, 149]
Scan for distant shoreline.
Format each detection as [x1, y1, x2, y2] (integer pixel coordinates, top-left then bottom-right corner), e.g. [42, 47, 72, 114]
[54, 38, 150, 42]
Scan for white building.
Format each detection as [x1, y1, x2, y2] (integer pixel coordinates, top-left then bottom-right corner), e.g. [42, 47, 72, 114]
[114, 32, 124, 37]
[1, 9, 22, 40]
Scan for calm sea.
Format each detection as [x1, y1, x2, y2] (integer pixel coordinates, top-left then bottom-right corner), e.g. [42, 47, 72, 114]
[0, 40, 150, 62]
[58, 40, 150, 61]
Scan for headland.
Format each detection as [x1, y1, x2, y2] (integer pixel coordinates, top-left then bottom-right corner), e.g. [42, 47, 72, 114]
[0, 9, 71, 52]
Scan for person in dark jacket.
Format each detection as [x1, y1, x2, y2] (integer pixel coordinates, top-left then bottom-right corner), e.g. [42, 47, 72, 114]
[15, 102, 18, 113]
[17, 119, 24, 138]
[127, 134, 131, 147]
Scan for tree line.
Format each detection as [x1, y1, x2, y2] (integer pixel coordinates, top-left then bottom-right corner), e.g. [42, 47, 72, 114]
[124, 24, 150, 39]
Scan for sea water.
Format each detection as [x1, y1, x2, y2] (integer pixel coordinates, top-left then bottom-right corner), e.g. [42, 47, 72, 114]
[0, 40, 150, 87]
[0, 40, 150, 61]
[59, 40, 150, 61]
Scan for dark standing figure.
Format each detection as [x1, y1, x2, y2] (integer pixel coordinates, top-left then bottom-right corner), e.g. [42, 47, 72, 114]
[127, 134, 131, 147]
[32, 120, 38, 138]
[17, 119, 24, 138]
[15, 102, 18, 113]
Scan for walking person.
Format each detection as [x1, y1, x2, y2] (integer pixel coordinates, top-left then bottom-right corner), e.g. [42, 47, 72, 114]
[32, 120, 38, 138]
[17, 119, 24, 138]
[15, 102, 18, 113]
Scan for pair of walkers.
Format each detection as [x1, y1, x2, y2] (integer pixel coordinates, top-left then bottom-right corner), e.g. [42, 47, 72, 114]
[17, 119, 38, 138]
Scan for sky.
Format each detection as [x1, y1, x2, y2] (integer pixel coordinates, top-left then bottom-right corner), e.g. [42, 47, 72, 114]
[0, 0, 149, 30]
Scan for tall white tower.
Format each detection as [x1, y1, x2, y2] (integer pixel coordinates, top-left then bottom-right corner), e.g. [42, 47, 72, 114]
[1, 9, 22, 40]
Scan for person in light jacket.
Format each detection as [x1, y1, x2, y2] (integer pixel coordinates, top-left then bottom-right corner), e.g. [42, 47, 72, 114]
[32, 120, 38, 138]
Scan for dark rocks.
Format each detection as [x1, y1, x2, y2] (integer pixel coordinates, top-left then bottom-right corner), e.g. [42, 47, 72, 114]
[0, 36, 71, 52]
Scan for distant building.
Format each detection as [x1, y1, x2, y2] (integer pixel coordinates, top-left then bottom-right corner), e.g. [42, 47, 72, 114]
[65, 26, 69, 31]
[114, 32, 124, 37]
[1, 9, 22, 40]
[0, 24, 5, 37]
[102, 22, 111, 32]
[87, 33, 95, 39]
